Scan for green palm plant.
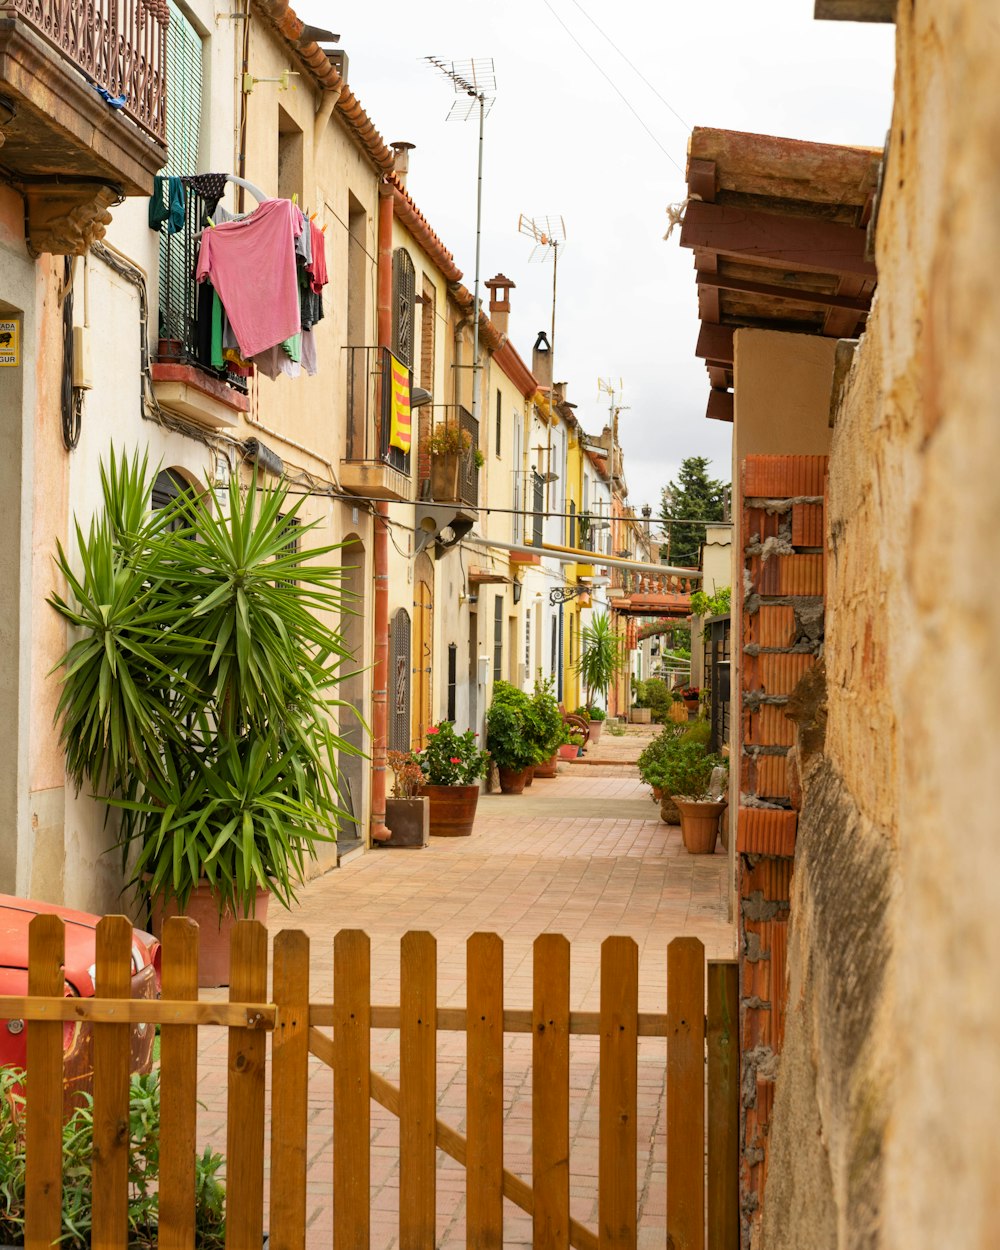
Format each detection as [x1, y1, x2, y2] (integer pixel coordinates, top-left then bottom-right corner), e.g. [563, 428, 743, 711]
[576, 611, 627, 712]
[49, 447, 359, 918]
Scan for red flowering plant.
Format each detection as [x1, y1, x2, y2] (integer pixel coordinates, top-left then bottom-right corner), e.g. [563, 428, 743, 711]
[414, 721, 490, 786]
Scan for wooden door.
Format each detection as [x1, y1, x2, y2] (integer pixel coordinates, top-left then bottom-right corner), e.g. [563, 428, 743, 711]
[412, 560, 433, 748]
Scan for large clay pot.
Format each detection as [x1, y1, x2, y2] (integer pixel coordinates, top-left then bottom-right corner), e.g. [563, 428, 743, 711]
[674, 798, 726, 854]
[683, 699, 700, 718]
[419, 783, 480, 837]
[498, 765, 531, 794]
[587, 720, 604, 744]
[151, 882, 270, 988]
[523, 765, 535, 787]
[383, 796, 430, 848]
[558, 744, 580, 761]
[534, 753, 559, 778]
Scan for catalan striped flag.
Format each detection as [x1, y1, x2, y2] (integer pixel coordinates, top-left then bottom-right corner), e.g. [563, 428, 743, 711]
[388, 352, 411, 453]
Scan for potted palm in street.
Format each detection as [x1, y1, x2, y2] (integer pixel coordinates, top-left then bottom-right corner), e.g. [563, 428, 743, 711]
[49, 449, 353, 985]
[414, 721, 490, 836]
[576, 612, 626, 742]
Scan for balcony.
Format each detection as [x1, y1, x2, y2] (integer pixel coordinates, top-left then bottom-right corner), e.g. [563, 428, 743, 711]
[340, 346, 413, 503]
[510, 470, 544, 563]
[421, 406, 479, 510]
[0, 0, 168, 254]
[152, 187, 249, 431]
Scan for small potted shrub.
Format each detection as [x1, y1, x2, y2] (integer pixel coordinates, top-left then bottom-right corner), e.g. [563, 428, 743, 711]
[680, 685, 701, 717]
[585, 705, 607, 743]
[414, 722, 490, 837]
[384, 752, 430, 848]
[526, 677, 564, 778]
[557, 725, 585, 761]
[659, 740, 728, 853]
[428, 424, 472, 502]
[486, 681, 537, 794]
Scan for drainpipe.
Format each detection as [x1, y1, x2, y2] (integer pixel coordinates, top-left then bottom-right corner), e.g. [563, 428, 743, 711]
[370, 184, 394, 845]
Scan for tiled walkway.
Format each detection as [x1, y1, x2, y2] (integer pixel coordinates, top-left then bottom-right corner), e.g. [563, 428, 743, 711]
[196, 766, 735, 1249]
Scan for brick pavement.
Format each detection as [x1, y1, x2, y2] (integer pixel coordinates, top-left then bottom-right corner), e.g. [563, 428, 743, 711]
[195, 766, 735, 1249]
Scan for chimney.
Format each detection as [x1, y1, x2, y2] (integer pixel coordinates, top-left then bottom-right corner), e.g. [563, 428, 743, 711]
[390, 141, 415, 188]
[532, 330, 552, 389]
[485, 273, 514, 336]
[552, 381, 567, 407]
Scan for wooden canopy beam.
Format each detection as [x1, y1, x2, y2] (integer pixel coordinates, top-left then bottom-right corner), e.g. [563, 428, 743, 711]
[706, 390, 734, 422]
[814, 0, 896, 21]
[681, 200, 876, 279]
[695, 323, 734, 365]
[696, 270, 872, 313]
[687, 158, 717, 203]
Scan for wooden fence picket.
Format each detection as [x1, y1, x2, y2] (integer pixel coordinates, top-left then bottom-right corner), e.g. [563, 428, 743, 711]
[25, 914, 64, 1250]
[92, 915, 133, 1249]
[598, 937, 638, 1250]
[270, 928, 311, 1250]
[533, 933, 571, 1250]
[466, 932, 504, 1250]
[334, 928, 371, 1250]
[226, 920, 269, 1250]
[667, 937, 706, 1250]
[159, 916, 200, 1250]
[400, 931, 437, 1249]
[707, 961, 739, 1250]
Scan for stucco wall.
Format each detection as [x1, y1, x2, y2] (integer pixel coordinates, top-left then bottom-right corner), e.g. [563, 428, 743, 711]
[762, 5, 1000, 1249]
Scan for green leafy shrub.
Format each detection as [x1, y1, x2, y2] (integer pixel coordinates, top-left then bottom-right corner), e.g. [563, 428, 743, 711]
[657, 740, 727, 800]
[486, 681, 537, 771]
[637, 722, 714, 790]
[526, 678, 564, 760]
[0, 1069, 226, 1248]
[415, 722, 490, 786]
[635, 678, 676, 722]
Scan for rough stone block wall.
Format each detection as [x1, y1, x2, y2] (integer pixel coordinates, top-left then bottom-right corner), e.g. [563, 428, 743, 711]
[736, 453, 826, 1244]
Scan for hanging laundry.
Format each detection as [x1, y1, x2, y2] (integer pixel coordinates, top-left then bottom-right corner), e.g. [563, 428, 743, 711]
[180, 173, 230, 218]
[148, 175, 186, 234]
[195, 198, 302, 358]
[306, 219, 328, 293]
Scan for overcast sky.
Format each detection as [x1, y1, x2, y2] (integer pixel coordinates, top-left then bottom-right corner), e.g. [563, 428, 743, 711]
[294, 0, 895, 515]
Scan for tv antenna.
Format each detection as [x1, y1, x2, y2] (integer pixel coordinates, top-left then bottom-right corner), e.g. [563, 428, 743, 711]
[519, 214, 566, 512]
[425, 56, 497, 433]
[598, 378, 630, 501]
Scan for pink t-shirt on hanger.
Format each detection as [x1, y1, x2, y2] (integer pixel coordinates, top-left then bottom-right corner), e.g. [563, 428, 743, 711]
[195, 198, 302, 358]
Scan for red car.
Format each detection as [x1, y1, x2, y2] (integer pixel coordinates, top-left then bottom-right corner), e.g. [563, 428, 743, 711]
[0, 893, 160, 1108]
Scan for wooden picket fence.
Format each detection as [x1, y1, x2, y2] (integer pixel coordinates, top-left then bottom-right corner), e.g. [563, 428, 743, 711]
[2, 915, 739, 1250]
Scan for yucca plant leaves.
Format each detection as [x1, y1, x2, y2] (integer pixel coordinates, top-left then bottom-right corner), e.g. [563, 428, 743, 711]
[50, 449, 355, 918]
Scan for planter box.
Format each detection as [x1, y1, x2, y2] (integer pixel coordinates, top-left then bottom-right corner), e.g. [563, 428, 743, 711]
[630, 707, 652, 724]
[419, 783, 480, 836]
[383, 796, 430, 848]
[430, 452, 461, 502]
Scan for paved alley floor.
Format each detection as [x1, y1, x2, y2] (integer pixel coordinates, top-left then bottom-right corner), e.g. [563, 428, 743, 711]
[196, 759, 735, 1249]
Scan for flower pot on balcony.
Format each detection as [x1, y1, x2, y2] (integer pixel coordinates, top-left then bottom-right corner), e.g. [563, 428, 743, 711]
[383, 796, 430, 848]
[534, 753, 559, 778]
[673, 798, 726, 854]
[498, 765, 531, 794]
[419, 783, 480, 837]
[430, 452, 461, 502]
[157, 337, 184, 362]
[150, 882, 270, 988]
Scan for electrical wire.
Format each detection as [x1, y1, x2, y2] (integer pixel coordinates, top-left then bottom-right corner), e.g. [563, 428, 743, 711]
[541, 0, 687, 177]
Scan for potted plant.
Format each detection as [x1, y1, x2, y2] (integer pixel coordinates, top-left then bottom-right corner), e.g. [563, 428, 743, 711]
[486, 681, 538, 794]
[49, 450, 349, 986]
[585, 705, 607, 743]
[630, 683, 652, 725]
[557, 725, 585, 761]
[428, 424, 472, 502]
[414, 721, 490, 836]
[576, 612, 626, 740]
[528, 677, 565, 778]
[680, 685, 701, 717]
[658, 739, 728, 853]
[383, 752, 430, 848]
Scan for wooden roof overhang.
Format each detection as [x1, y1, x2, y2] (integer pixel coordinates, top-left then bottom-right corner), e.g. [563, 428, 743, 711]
[679, 128, 882, 422]
[613, 593, 692, 619]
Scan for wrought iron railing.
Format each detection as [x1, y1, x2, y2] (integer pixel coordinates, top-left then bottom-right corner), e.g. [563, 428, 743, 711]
[156, 187, 248, 395]
[2, 0, 168, 142]
[344, 346, 411, 475]
[421, 405, 478, 509]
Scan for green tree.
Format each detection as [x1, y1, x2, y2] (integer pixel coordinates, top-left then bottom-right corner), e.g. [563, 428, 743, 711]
[660, 456, 728, 568]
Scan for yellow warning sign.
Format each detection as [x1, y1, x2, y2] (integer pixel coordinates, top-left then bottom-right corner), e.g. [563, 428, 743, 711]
[0, 319, 19, 367]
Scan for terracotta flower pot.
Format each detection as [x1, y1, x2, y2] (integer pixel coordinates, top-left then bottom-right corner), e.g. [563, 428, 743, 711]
[673, 797, 726, 854]
[557, 744, 580, 761]
[383, 796, 430, 848]
[683, 699, 700, 717]
[498, 765, 531, 794]
[587, 720, 604, 744]
[150, 882, 270, 988]
[534, 753, 559, 778]
[524, 765, 535, 787]
[419, 783, 480, 837]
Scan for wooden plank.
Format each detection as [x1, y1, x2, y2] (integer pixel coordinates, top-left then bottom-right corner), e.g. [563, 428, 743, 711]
[598, 938, 638, 1250]
[707, 962, 739, 1250]
[334, 929, 371, 1250]
[814, 0, 896, 21]
[92, 916, 133, 1250]
[680, 200, 877, 279]
[533, 933, 570, 1250]
[226, 920, 269, 1250]
[25, 914, 64, 1250]
[687, 158, 716, 203]
[466, 932, 504, 1249]
[697, 269, 872, 313]
[698, 283, 720, 325]
[694, 323, 734, 366]
[270, 930, 311, 1250]
[0, 997, 275, 1027]
[308, 1005, 669, 1036]
[707, 366, 730, 391]
[400, 932, 436, 1249]
[667, 937, 706, 1250]
[159, 917, 200, 1250]
[706, 391, 734, 423]
[822, 275, 871, 338]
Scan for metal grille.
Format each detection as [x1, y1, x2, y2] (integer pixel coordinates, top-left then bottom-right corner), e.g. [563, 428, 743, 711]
[459, 406, 479, 508]
[343, 346, 411, 475]
[532, 472, 544, 547]
[447, 643, 457, 723]
[704, 615, 732, 753]
[389, 609, 411, 753]
[392, 249, 416, 367]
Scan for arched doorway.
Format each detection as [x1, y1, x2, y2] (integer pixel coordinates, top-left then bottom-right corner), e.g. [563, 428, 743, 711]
[338, 536, 366, 852]
[412, 553, 434, 747]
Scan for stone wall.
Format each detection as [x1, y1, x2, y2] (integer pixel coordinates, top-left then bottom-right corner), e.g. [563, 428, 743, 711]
[761, 4, 1000, 1249]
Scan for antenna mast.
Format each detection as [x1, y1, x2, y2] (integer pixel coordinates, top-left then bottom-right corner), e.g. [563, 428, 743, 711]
[518, 214, 566, 511]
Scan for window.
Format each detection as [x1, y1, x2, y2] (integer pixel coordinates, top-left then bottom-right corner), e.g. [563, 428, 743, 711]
[276, 514, 300, 587]
[495, 389, 502, 457]
[493, 594, 504, 682]
[392, 248, 416, 367]
[447, 643, 457, 722]
[151, 468, 195, 532]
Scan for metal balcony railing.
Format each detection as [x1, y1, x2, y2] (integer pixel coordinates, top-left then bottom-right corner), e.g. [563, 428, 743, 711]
[2, 0, 168, 141]
[512, 470, 545, 547]
[344, 346, 411, 475]
[421, 406, 478, 509]
[156, 187, 248, 395]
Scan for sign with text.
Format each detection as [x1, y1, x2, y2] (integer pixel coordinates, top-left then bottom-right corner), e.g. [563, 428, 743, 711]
[0, 319, 20, 367]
